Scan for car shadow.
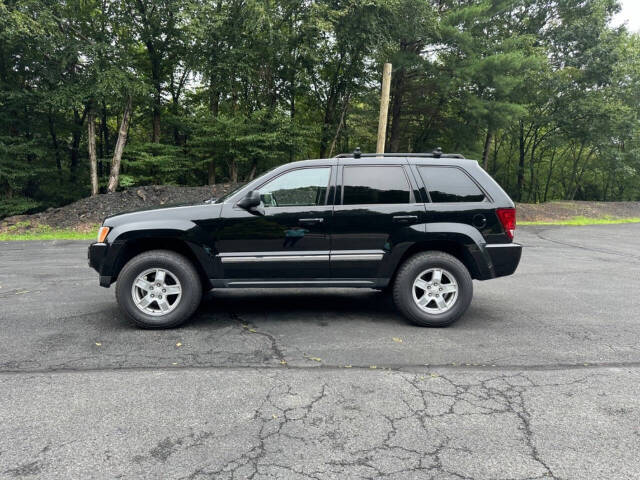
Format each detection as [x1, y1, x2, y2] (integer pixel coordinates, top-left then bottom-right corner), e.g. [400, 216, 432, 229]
[190, 288, 401, 326]
[102, 289, 493, 331]
[189, 288, 499, 329]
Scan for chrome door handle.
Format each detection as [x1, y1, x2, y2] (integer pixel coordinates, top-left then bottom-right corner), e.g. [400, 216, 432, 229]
[392, 215, 418, 224]
[299, 218, 324, 225]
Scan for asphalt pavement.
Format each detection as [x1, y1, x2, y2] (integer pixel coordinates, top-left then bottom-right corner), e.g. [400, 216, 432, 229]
[1, 224, 639, 479]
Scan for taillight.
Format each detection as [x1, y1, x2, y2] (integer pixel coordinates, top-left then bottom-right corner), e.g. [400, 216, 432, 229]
[496, 208, 516, 240]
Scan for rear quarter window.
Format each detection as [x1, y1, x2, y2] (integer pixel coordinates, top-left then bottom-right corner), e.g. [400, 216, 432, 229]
[418, 166, 485, 203]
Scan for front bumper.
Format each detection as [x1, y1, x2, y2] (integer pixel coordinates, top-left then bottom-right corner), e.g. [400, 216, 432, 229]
[485, 243, 522, 278]
[88, 242, 112, 287]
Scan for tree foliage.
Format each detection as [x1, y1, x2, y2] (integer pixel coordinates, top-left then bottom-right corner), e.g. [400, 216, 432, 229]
[1, 0, 639, 216]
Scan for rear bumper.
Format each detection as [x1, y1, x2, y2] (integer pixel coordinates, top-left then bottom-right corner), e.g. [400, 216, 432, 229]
[88, 242, 112, 287]
[485, 243, 522, 278]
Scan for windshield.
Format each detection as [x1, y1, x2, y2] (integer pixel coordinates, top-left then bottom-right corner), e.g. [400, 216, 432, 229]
[213, 183, 246, 204]
[213, 165, 281, 203]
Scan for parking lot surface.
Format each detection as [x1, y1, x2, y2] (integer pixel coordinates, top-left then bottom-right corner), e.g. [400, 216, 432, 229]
[1, 224, 639, 479]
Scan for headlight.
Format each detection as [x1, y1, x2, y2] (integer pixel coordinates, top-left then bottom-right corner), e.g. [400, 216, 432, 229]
[97, 226, 111, 243]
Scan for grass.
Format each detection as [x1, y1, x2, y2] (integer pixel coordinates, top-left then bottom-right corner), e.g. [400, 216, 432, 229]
[0, 221, 98, 241]
[0, 230, 96, 241]
[519, 216, 640, 226]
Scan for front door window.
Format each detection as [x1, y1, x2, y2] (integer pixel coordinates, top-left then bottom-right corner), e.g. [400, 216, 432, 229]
[259, 167, 331, 207]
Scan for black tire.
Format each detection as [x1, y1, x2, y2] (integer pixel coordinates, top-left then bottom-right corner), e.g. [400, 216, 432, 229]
[115, 249, 202, 328]
[392, 251, 473, 327]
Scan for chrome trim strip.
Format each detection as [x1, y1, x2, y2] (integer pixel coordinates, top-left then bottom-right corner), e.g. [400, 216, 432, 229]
[227, 280, 375, 286]
[330, 254, 383, 261]
[221, 255, 329, 263]
[331, 249, 385, 255]
[219, 250, 384, 263]
[485, 243, 521, 248]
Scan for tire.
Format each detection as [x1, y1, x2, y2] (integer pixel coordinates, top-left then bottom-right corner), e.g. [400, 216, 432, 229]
[115, 249, 202, 328]
[392, 251, 473, 327]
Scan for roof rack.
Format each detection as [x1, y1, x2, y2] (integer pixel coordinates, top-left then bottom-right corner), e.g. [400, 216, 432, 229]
[334, 147, 465, 159]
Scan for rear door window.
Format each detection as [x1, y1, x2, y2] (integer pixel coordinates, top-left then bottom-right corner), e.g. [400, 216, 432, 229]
[418, 166, 485, 203]
[342, 166, 412, 205]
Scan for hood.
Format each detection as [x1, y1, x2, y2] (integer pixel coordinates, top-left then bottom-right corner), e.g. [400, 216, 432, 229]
[103, 202, 223, 228]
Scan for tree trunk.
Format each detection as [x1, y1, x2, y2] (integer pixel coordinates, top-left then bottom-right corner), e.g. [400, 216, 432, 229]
[229, 160, 238, 183]
[527, 130, 539, 202]
[107, 96, 133, 193]
[388, 69, 405, 153]
[209, 74, 220, 116]
[543, 149, 556, 202]
[482, 129, 493, 170]
[208, 159, 216, 185]
[146, 41, 162, 143]
[47, 111, 62, 173]
[567, 143, 585, 200]
[208, 73, 219, 184]
[289, 62, 296, 162]
[172, 102, 181, 146]
[152, 101, 161, 143]
[247, 159, 258, 181]
[318, 54, 345, 157]
[491, 133, 499, 175]
[70, 108, 83, 182]
[328, 92, 350, 158]
[88, 109, 99, 196]
[319, 93, 338, 158]
[516, 122, 526, 202]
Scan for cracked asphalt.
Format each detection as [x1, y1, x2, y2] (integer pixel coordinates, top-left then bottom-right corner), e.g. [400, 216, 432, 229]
[1, 224, 639, 479]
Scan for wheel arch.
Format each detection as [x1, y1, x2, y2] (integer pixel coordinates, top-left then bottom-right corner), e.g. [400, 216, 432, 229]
[387, 221, 495, 286]
[392, 239, 480, 282]
[111, 237, 211, 289]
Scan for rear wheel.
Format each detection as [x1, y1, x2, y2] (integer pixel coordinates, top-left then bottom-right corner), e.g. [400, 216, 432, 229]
[115, 250, 202, 328]
[393, 251, 473, 327]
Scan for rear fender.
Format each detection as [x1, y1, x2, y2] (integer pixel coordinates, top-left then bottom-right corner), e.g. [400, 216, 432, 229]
[381, 222, 493, 281]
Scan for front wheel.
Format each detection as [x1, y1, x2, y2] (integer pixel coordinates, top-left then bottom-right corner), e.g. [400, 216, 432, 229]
[115, 250, 202, 328]
[393, 251, 473, 327]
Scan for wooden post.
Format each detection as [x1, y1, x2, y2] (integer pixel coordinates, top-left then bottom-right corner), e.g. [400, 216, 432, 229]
[376, 63, 392, 154]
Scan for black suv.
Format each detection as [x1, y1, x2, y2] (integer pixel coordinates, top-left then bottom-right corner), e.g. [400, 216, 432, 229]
[89, 151, 521, 328]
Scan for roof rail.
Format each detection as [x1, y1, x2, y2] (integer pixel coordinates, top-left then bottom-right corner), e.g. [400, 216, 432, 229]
[334, 147, 466, 159]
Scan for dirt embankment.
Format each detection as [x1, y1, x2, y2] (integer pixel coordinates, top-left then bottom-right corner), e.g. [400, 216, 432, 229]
[1, 185, 639, 234]
[0, 184, 239, 233]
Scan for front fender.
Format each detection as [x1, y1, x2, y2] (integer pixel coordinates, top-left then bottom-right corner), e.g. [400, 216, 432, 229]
[100, 220, 215, 282]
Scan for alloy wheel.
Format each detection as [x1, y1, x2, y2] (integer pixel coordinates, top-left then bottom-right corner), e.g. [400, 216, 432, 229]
[411, 268, 458, 314]
[131, 268, 182, 316]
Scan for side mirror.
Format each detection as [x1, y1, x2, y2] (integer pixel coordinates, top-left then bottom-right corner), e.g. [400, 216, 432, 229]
[237, 190, 262, 212]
